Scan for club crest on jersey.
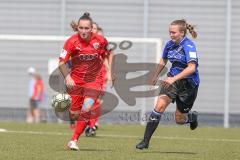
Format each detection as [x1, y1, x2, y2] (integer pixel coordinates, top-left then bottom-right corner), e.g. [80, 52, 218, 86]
[93, 42, 100, 50]
[76, 46, 81, 51]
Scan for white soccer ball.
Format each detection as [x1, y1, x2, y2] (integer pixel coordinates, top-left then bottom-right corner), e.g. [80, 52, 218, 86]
[51, 93, 72, 112]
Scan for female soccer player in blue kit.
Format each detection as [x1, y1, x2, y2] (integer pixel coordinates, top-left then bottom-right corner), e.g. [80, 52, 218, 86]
[136, 19, 200, 149]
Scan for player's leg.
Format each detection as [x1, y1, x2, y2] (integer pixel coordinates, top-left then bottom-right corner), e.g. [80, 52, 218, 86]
[136, 79, 178, 150]
[176, 80, 199, 130]
[86, 99, 102, 136]
[93, 99, 102, 130]
[26, 99, 35, 123]
[32, 100, 40, 123]
[71, 95, 98, 139]
[136, 95, 171, 149]
[90, 118, 98, 129]
[67, 95, 84, 151]
[175, 100, 198, 130]
[175, 107, 188, 124]
[33, 107, 41, 123]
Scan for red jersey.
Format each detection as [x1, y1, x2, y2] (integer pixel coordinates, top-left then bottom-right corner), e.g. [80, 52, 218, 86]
[32, 79, 44, 101]
[59, 33, 110, 84]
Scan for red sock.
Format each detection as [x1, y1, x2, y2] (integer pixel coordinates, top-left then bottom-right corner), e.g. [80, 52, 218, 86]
[89, 118, 98, 128]
[89, 100, 101, 126]
[71, 120, 88, 141]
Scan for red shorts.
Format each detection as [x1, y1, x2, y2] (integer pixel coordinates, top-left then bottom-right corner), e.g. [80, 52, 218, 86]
[67, 81, 103, 114]
[68, 66, 107, 114]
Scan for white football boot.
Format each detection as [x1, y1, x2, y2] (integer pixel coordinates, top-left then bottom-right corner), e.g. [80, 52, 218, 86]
[67, 140, 79, 151]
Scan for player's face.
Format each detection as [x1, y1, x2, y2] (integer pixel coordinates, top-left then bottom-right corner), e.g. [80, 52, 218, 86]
[169, 25, 184, 44]
[78, 20, 92, 40]
[92, 23, 98, 33]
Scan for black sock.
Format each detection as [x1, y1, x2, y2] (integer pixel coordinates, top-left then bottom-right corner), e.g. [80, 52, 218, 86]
[186, 112, 193, 123]
[143, 110, 162, 143]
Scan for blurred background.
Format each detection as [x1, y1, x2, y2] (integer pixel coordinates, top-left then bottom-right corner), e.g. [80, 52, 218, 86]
[0, 0, 239, 127]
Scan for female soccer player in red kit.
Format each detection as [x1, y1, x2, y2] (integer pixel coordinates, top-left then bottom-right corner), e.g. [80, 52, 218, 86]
[59, 12, 113, 151]
[85, 22, 108, 137]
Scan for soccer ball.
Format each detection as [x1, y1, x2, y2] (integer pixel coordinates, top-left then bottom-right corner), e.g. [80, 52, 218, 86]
[51, 93, 72, 112]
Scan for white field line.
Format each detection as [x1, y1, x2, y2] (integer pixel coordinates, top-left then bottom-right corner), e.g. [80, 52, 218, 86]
[0, 128, 7, 132]
[0, 129, 240, 143]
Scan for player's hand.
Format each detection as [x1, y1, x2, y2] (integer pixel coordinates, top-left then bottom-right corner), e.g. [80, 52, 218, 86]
[65, 74, 76, 89]
[149, 76, 158, 86]
[108, 73, 117, 88]
[161, 77, 176, 88]
[148, 76, 158, 90]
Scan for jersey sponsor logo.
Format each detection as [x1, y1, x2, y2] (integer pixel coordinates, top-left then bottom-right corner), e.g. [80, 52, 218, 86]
[78, 53, 99, 61]
[93, 42, 100, 50]
[189, 52, 197, 58]
[60, 49, 67, 58]
[187, 44, 194, 48]
[168, 51, 184, 60]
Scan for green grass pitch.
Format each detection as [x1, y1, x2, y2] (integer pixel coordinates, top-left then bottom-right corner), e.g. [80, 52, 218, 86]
[0, 122, 240, 160]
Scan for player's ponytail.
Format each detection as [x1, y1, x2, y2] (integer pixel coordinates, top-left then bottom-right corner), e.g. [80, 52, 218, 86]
[171, 19, 197, 39]
[186, 23, 197, 39]
[70, 21, 78, 32]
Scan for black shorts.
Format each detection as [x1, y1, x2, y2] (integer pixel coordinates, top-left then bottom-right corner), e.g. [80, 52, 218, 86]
[159, 79, 198, 113]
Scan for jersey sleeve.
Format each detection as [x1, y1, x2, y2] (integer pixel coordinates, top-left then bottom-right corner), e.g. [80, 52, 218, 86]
[184, 42, 198, 64]
[162, 41, 171, 59]
[59, 38, 74, 63]
[103, 38, 112, 55]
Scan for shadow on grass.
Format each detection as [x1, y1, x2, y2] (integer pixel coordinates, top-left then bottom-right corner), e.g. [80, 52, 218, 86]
[138, 150, 197, 155]
[58, 148, 114, 152]
[80, 148, 114, 152]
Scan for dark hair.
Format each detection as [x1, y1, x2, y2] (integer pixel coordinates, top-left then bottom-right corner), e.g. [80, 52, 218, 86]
[78, 12, 92, 24]
[171, 19, 197, 39]
[70, 12, 93, 32]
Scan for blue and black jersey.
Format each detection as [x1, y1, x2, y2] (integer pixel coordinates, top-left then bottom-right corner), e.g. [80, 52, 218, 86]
[162, 37, 200, 87]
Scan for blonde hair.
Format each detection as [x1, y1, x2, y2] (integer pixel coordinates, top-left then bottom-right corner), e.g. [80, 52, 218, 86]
[171, 19, 197, 39]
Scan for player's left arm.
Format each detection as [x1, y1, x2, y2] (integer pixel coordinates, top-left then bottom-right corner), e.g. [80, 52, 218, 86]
[107, 51, 115, 79]
[103, 39, 116, 86]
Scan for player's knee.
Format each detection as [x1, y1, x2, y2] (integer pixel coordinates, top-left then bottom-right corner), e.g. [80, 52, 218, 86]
[82, 98, 95, 112]
[155, 96, 171, 112]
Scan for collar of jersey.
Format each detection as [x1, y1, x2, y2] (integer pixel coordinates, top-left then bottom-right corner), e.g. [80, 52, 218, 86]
[179, 37, 188, 46]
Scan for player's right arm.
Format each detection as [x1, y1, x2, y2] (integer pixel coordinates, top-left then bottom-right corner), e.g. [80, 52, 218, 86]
[58, 38, 76, 89]
[150, 42, 170, 86]
[150, 58, 168, 86]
